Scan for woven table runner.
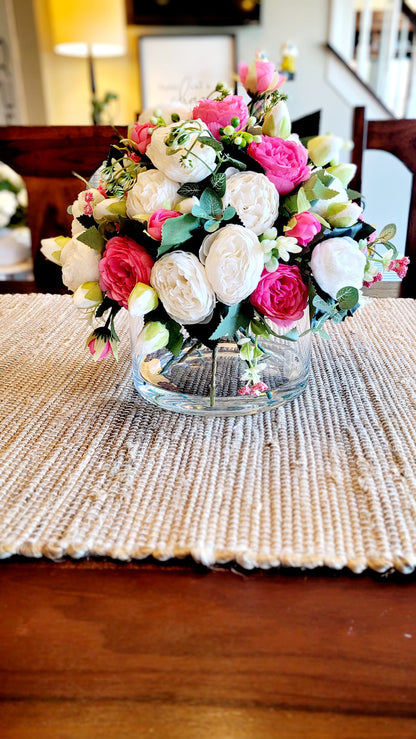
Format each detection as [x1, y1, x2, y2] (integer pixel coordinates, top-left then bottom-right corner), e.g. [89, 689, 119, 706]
[0, 294, 415, 573]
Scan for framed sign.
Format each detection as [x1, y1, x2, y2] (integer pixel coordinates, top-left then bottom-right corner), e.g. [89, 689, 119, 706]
[139, 34, 237, 112]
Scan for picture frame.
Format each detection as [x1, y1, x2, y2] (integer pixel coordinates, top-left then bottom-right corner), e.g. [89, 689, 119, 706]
[139, 34, 237, 113]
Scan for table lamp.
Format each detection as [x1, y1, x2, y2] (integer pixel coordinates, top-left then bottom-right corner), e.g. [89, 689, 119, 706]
[48, 0, 127, 123]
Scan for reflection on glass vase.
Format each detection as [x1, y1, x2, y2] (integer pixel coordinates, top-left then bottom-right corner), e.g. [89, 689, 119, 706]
[129, 307, 311, 417]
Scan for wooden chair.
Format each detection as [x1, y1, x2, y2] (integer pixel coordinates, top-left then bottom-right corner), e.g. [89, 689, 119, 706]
[0, 125, 127, 293]
[351, 107, 416, 298]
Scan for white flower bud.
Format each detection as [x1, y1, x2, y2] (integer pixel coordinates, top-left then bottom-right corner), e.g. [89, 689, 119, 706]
[136, 321, 169, 354]
[128, 282, 159, 316]
[73, 281, 103, 309]
[262, 100, 291, 139]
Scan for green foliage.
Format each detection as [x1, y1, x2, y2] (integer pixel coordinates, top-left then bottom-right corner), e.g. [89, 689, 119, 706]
[209, 303, 251, 340]
[336, 286, 359, 310]
[77, 226, 106, 252]
[166, 319, 184, 356]
[158, 214, 200, 256]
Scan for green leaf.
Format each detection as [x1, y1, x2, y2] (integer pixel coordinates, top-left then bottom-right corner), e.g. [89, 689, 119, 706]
[77, 226, 106, 252]
[382, 240, 398, 258]
[346, 188, 363, 201]
[158, 213, 199, 255]
[336, 286, 359, 310]
[312, 213, 331, 228]
[210, 172, 226, 197]
[297, 187, 310, 213]
[222, 205, 236, 221]
[166, 320, 183, 356]
[209, 303, 251, 340]
[204, 220, 220, 233]
[176, 183, 202, 198]
[225, 156, 247, 171]
[377, 223, 396, 242]
[250, 319, 271, 339]
[313, 294, 334, 313]
[198, 135, 223, 152]
[106, 201, 126, 217]
[192, 204, 210, 218]
[200, 187, 223, 217]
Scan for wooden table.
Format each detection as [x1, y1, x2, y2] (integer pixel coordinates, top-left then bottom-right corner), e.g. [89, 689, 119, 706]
[1, 558, 416, 738]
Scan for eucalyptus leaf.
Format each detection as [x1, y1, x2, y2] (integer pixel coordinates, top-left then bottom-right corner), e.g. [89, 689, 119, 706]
[222, 206, 236, 221]
[200, 188, 223, 217]
[336, 286, 359, 310]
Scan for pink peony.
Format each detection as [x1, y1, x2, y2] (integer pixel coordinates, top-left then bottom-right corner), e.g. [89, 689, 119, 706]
[238, 60, 285, 95]
[192, 95, 249, 141]
[147, 208, 181, 241]
[130, 122, 153, 155]
[285, 212, 321, 246]
[248, 136, 311, 195]
[99, 235, 154, 308]
[250, 264, 308, 328]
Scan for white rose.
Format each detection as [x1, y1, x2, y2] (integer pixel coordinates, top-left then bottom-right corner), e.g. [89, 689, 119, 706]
[310, 174, 349, 219]
[224, 172, 279, 236]
[126, 169, 179, 218]
[147, 120, 217, 183]
[138, 102, 192, 125]
[201, 224, 264, 305]
[0, 190, 18, 227]
[151, 251, 215, 325]
[311, 237, 366, 299]
[60, 237, 101, 292]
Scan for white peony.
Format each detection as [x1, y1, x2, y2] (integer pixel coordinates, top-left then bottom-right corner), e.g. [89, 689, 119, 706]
[151, 251, 215, 325]
[147, 120, 217, 183]
[224, 172, 279, 235]
[126, 169, 180, 218]
[201, 224, 264, 305]
[60, 237, 101, 292]
[0, 190, 18, 228]
[310, 237, 366, 299]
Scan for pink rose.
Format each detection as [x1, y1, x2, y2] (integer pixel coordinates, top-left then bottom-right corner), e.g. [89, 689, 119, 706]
[248, 136, 311, 195]
[192, 95, 249, 140]
[147, 208, 181, 241]
[99, 235, 154, 308]
[250, 264, 308, 328]
[285, 212, 321, 246]
[130, 122, 153, 155]
[238, 59, 285, 95]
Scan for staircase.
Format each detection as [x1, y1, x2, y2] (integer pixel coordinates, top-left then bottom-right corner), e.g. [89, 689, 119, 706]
[329, 0, 416, 118]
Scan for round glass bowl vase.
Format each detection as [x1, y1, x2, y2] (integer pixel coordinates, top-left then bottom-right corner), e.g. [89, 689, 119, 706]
[129, 309, 311, 417]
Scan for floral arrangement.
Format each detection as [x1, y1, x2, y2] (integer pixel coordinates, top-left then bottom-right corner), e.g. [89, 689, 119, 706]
[41, 53, 409, 397]
[0, 162, 31, 266]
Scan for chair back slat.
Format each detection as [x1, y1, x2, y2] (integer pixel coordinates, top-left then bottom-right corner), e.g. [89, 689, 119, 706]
[351, 107, 416, 298]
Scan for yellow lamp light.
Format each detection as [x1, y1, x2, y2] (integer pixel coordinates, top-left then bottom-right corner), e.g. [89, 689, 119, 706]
[48, 0, 126, 122]
[48, 0, 126, 58]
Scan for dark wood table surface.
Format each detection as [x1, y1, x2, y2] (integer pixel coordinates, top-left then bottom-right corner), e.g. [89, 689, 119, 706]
[1, 558, 416, 738]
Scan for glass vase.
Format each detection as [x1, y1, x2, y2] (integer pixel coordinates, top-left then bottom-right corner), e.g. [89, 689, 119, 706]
[129, 309, 311, 417]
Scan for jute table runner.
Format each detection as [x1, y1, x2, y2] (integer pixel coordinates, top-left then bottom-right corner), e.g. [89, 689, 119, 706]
[0, 294, 415, 573]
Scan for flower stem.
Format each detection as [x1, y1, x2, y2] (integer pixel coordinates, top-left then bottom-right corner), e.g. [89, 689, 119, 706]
[161, 339, 202, 373]
[210, 344, 218, 407]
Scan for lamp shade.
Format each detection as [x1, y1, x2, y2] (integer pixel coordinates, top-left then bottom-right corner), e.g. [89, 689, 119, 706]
[49, 0, 126, 58]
